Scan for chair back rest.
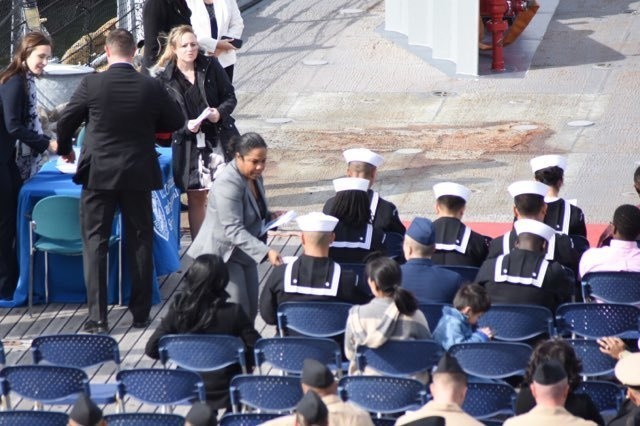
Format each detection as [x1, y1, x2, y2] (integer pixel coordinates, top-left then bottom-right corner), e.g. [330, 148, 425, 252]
[582, 272, 640, 304]
[31, 334, 120, 369]
[574, 380, 625, 415]
[556, 303, 640, 339]
[32, 196, 81, 241]
[158, 334, 246, 372]
[570, 235, 590, 256]
[338, 376, 426, 415]
[566, 339, 617, 378]
[219, 413, 281, 426]
[254, 337, 341, 376]
[337, 263, 370, 296]
[277, 301, 353, 337]
[0, 410, 69, 426]
[448, 342, 532, 379]
[437, 265, 479, 283]
[417, 303, 450, 331]
[356, 339, 443, 376]
[461, 382, 516, 420]
[384, 232, 405, 259]
[116, 369, 205, 406]
[229, 375, 303, 413]
[0, 365, 89, 404]
[103, 413, 185, 426]
[477, 304, 554, 341]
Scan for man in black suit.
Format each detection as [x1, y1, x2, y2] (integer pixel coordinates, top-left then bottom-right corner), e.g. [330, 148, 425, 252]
[56, 29, 182, 333]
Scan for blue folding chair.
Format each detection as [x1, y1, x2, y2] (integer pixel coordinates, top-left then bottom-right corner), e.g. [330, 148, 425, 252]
[277, 301, 353, 337]
[31, 334, 120, 404]
[103, 413, 185, 426]
[448, 342, 532, 380]
[371, 418, 397, 426]
[338, 376, 427, 416]
[574, 380, 625, 417]
[477, 304, 554, 342]
[418, 303, 450, 331]
[116, 368, 205, 413]
[556, 303, 640, 339]
[461, 382, 516, 420]
[29, 195, 121, 315]
[582, 272, 640, 304]
[229, 375, 303, 413]
[384, 232, 405, 259]
[355, 340, 443, 377]
[0, 410, 68, 426]
[566, 339, 617, 379]
[338, 263, 369, 295]
[0, 365, 89, 410]
[159, 334, 247, 373]
[219, 413, 281, 426]
[254, 337, 342, 376]
[438, 265, 480, 283]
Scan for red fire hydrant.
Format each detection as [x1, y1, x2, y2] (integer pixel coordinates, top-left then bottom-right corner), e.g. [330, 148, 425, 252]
[480, 0, 529, 71]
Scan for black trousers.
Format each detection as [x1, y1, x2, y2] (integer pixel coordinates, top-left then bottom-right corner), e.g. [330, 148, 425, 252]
[0, 163, 20, 298]
[79, 188, 153, 323]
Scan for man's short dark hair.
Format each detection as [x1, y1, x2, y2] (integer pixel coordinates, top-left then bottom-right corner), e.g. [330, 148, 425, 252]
[514, 194, 545, 217]
[106, 28, 136, 57]
[613, 204, 640, 241]
[453, 283, 491, 313]
[437, 195, 466, 213]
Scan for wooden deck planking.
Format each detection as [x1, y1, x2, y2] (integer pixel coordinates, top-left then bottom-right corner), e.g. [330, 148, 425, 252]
[0, 230, 302, 414]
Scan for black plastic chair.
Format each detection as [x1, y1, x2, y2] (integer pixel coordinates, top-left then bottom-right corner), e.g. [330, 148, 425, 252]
[0, 410, 68, 426]
[355, 339, 443, 377]
[338, 376, 427, 416]
[477, 304, 554, 342]
[418, 303, 450, 330]
[438, 265, 480, 283]
[31, 334, 120, 404]
[566, 339, 618, 379]
[461, 382, 516, 420]
[229, 375, 303, 413]
[103, 413, 185, 426]
[556, 302, 640, 339]
[582, 271, 640, 304]
[277, 301, 353, 337]
[219, 413, 281, 426]
[448, 342, 532, 380]
[254, 337, 342, 376]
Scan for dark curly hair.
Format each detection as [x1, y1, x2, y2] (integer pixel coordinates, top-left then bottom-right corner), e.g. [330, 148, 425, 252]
[523, 338, 583, 391]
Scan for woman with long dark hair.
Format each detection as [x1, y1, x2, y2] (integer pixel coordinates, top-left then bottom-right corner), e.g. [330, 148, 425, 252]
[328, 177, 386, 264]
[145, 254, 260, 409]
[515, 338, 603, 425]
[344, 256, 430, 376]
[0, 31, 57, 297]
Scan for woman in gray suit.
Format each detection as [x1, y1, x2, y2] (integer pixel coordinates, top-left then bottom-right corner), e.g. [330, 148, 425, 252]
[187, 132, 282, 321]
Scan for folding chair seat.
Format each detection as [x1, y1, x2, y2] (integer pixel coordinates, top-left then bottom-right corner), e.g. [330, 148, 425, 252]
[355, 339, 443, 377]
[254, 337, 342, 376]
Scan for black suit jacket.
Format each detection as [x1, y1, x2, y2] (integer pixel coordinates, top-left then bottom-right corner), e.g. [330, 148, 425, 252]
[56, 63, 182, 191]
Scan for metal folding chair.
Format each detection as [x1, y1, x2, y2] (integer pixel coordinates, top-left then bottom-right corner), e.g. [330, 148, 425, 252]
[556, 303, 640, 339]
[338, 376, 427, 416]
[159, 334, 247, 373]
[477, 304, 555, 342]
[103, 413, 185, 426]
[355, 339, 443, 377]
[448, 342, 532, 380]
[0, 410, 68, 426]
[461, 382, 516, 420]
[277, 301, 353, 337]
[254, 337, 342, 376]
[229, 375, 303, 413]
[582, 271, 640, 304]
[566, 339, 618, 379]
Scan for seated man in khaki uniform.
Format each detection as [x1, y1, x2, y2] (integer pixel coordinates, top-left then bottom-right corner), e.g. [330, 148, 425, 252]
[396, 353, 483, 426]
[262, 359, 373, 426]
[504, 360, 597, 425]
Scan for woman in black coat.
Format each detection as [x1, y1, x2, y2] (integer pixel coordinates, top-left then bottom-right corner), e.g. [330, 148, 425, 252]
[141, 0, 192, 72]
[515, 338, 604, 425]
[0, 32, 57, 297]
[145, 254, 260, 409]
[153, 24, 237, 239]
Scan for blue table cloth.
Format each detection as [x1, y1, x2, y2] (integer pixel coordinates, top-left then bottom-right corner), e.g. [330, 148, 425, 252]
[1, 147, 181, 307]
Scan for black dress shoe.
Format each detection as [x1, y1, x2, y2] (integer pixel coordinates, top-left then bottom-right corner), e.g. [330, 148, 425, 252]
[83, 320, 109, 334]
[132, 318, 151, 329]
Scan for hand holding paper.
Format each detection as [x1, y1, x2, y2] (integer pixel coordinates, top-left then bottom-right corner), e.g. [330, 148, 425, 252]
[261, 210, 297, 236]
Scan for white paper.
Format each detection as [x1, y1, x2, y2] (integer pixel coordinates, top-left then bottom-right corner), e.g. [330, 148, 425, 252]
[194, 108, 211, 126]
[261, 210, 297, 235]
[55, 147, 80, 174]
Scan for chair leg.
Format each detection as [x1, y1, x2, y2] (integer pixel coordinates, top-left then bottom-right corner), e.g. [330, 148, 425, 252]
[118, 238, 123, 306]
[28, 250, 34, 318]
[44, 252, 49, 304]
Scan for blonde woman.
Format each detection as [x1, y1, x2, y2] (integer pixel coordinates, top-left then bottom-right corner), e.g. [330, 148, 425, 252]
[186, 0, 244, 81]
[154, 25, 237, 239]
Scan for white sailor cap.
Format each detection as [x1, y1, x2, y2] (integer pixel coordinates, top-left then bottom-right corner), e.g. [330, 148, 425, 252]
[508, 181, 549, 198]
[343, 148, 384, 168]
[514, 219, 556, 242]
[433, 182, 471, 202]
[333, 177, 369, 192]
[530, 155, 568, 173]
[296, 212, 339, 232]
